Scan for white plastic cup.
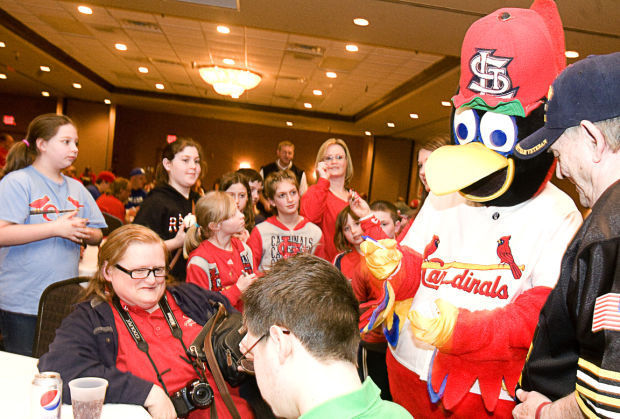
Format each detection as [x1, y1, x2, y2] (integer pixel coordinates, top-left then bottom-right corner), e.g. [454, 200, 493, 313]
[68, 377, 108, 419]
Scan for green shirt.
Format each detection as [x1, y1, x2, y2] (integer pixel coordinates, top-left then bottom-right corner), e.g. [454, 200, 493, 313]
[299, 378, 412, 419]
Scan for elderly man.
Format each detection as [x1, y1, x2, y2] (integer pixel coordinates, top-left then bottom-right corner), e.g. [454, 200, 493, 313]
[513, 53, 620, 418]
[240, 254, 412, 418]
[260, 141, 308, 195]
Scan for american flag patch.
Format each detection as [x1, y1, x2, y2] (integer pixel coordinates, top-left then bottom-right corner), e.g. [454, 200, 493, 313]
[592, 293, 620, 333]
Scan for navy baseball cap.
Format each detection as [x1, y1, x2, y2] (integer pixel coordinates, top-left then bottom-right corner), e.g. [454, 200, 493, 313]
[129, 167, 145, 177]
[515, 52, 620, 159]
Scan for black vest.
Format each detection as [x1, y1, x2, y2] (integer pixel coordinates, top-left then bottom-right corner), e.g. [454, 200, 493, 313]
[261, 161, 304, 184]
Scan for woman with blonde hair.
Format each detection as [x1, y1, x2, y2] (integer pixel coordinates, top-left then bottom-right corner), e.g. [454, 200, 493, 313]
[184, 191, 257, 311]
[300, 138, 354, 261]
[39, 224, 254, 418]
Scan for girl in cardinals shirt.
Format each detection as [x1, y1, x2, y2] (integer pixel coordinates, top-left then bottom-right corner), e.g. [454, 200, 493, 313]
[0, 114, 106, 356]
[184, 192, 257, 311]
[300, 138, 354, 261]
[247, 170, 323, 272]
[134, 138, 203, 281]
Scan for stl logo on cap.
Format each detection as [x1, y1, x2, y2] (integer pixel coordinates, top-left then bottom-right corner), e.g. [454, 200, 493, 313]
[468, 48, 518, 99]
[40, 389, 61, 411]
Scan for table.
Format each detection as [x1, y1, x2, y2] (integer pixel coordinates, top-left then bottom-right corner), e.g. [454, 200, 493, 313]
[0, 351, 151, 418]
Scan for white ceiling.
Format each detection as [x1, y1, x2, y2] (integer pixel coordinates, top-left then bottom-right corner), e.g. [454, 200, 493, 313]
[0, 0, 618, 141]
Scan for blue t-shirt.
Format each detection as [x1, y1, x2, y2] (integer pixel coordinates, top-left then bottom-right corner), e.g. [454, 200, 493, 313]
[0, 166, 107, 315]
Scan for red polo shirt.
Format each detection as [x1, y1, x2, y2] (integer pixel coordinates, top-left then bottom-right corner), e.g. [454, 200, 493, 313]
[112, 291, 253, 418]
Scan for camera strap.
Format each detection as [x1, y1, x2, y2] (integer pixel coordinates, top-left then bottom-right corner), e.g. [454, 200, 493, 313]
[112, 294, 207, 394]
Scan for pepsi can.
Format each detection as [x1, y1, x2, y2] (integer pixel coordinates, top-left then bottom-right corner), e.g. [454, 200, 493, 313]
[30, 372, 62, 418]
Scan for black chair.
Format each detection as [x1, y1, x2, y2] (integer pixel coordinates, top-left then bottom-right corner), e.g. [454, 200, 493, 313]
[32, 277, 90, 358]
[101, 212, 123, 237]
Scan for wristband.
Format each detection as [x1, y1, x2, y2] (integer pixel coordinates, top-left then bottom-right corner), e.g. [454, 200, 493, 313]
[535, 401, 551, 419]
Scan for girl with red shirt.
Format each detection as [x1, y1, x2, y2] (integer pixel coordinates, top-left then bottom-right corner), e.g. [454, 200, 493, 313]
[184, 191, 257, 311]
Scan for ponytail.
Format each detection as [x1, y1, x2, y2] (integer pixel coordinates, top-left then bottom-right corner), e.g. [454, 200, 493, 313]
[2, 113, 74, 177]
[183, 224, 205, 258]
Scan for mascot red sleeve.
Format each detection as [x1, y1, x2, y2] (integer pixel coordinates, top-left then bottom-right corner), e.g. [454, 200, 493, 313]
[359, 0, 584, 416]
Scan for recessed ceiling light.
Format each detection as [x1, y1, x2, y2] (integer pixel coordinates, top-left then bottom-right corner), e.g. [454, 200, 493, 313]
[72, 82, 82, 89]
[387, 122, 395, 127]
[441, 101, 452, 107]
[217, 25, 230, 34]
[312, 89, 323, 96]
[345, 44, 359, 52]
[325, 71, 337, 79]
[77, 5, 92, 15]
[223, 58, 235, 65]
[353, 18, 369, 26]
[304, 103, 312, 109]
[138, 66, 149, 74]
[41, 91, 50, 97]
[565, 50, 579, 59]
[0, 73, 7, 79]
[40, 66, 51, 72]
[364, 131, 372, 136]
[115, 43, 127, 51]
[0, 42, 6, 48]
[286, 121, 293, 126]
[155, 83, 165, 90]
[104, 99, 111, 104]
[409, 113, 419, 119]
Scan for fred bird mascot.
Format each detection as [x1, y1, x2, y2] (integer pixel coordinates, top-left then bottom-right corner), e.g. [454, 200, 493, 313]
[359, 0, 583, 416]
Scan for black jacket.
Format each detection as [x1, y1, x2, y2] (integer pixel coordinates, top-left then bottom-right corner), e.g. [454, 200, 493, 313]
[134, 184, 199, 280]
[518, 180, 620, 414]
[38, 283, 233, 405]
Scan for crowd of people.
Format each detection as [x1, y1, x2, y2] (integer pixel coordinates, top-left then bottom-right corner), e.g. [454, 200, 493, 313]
[0, 1, 618, 416]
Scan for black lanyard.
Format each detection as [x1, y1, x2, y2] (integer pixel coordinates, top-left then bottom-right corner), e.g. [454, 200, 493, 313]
[112, 294, 206, 394]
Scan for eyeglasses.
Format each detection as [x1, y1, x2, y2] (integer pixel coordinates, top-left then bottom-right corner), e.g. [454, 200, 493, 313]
[115, 264, 167, 279]
[238, 329, 290, 375]
[323, 154, 345, 162]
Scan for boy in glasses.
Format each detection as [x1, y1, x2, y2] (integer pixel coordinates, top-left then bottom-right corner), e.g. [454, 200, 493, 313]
[240, 254, 411, 418]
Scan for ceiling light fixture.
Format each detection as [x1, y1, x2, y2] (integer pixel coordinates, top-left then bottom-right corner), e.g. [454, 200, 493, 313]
[77, 5, 92, 15]
[409, 113, 419, 119]
[0, 42, 6, 48]
[198, 66, 261, 98]
[312, 89, 323, 96]
[138, 66, 149, 73]
[223, 58, 235, 65]
[115, 43, 127, 51]
[41, 91, 50, 97]
[40, 66, 51, 72]
[286, 121, 293, 126]
[325, 71, 337, 79]
[304, 103, 312, 109]
[353, 18, 369, 26]
[0, 73, 7, 79]
[345, 44, 359, 52]
[387, 122, 395, 127]
[72, 83, 82, 89]
[155, 83, 165, 90]
[441, 101, 452, 107]
[565, 50, 579, 58]
[104, 99, 111, 104]
[217, 25, 230, 34]
[365, 131, 372, 136]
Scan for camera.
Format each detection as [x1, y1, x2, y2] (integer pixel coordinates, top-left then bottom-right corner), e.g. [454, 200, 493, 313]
[170, 379, 214, 418]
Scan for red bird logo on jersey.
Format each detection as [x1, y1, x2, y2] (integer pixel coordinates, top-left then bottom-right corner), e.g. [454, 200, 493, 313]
[497, 235, 522, 279]
[423, 235, 444, 266]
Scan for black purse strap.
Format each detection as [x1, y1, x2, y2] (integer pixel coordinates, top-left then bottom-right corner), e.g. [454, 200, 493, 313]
[204, 304, 241, 419]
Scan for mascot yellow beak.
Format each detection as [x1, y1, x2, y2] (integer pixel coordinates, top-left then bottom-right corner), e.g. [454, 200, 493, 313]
[426, 142, 515, 202]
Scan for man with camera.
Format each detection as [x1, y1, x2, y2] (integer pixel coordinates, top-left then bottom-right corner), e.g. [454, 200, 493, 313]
[240, 254, 412, 418]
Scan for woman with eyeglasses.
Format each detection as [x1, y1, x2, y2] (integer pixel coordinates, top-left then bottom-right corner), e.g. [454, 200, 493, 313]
[39, 224, 254, 419]
[300, 138, 354, 261]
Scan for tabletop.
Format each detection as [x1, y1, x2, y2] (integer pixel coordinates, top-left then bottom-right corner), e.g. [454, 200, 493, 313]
[0, 351, 151, 418]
